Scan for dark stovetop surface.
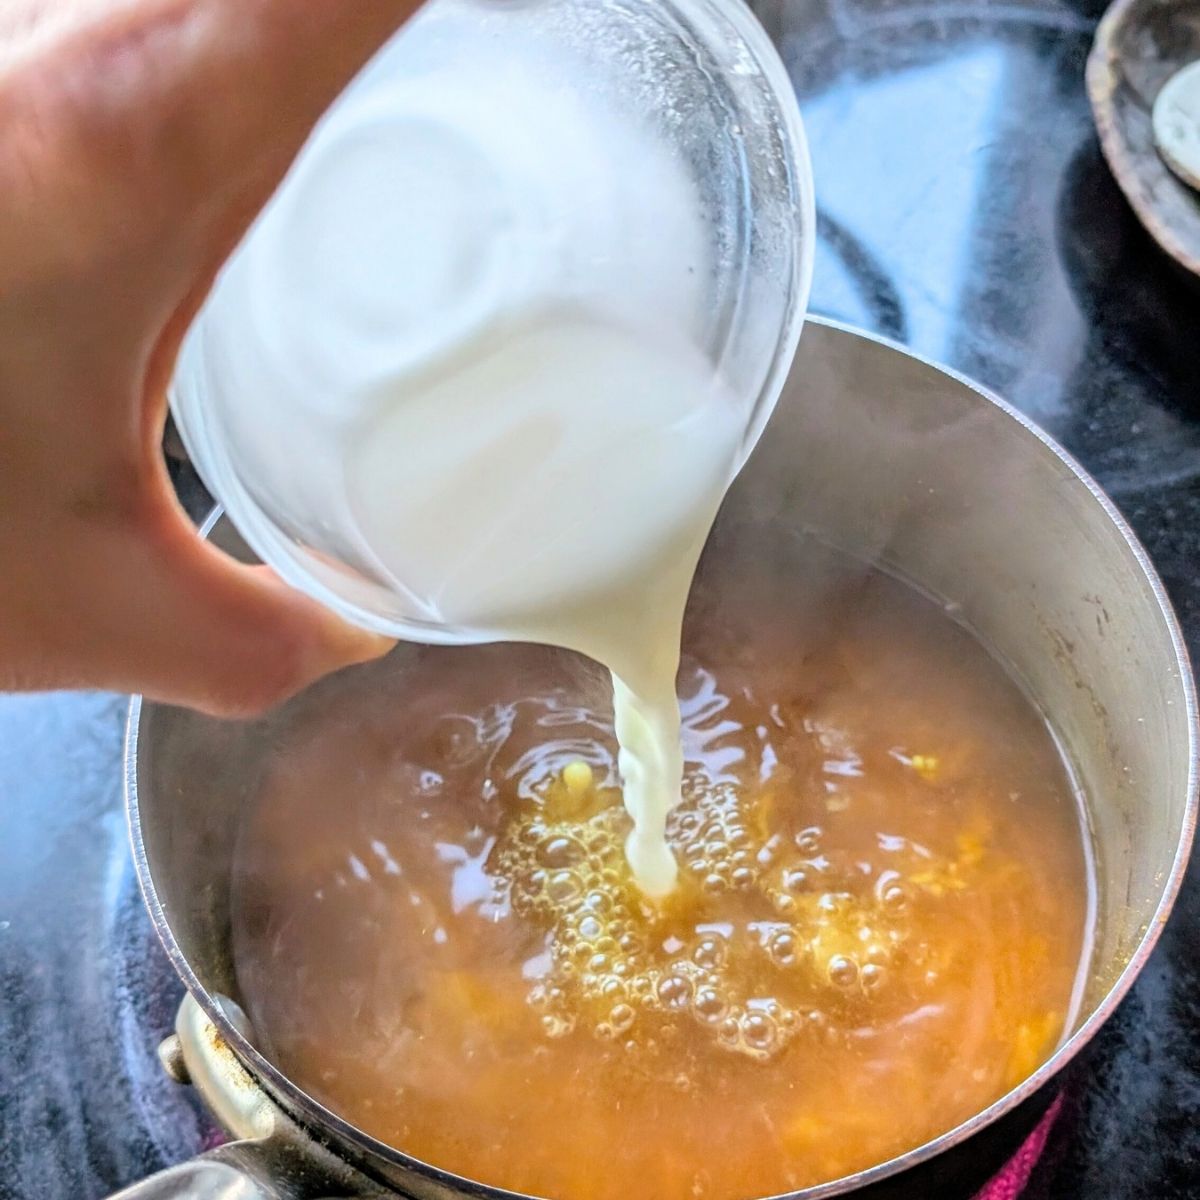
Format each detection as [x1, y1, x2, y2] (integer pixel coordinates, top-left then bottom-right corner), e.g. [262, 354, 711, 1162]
[2, 1, 1199, 1197]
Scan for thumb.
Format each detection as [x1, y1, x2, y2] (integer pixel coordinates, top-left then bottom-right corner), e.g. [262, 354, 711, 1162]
[93, 485, 395, 717]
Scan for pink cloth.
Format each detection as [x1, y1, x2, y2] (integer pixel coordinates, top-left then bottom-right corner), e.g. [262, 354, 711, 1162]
[200, 1127, 228, 1152]
[973, 1095, 1063, 1200]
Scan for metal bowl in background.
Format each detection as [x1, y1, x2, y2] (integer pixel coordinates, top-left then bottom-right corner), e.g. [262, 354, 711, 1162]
[1087, 0, 1200, 281]
[117, 319, 1197, 1200]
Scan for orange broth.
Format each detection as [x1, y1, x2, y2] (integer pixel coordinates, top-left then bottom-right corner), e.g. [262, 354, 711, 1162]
[232, 542, 1092, 1200]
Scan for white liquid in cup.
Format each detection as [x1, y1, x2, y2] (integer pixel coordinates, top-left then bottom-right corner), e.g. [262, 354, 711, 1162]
[175, 1, 807, 896]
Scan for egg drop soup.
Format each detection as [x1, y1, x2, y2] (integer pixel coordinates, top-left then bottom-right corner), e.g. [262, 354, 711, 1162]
[232, 538, 1093, 1200]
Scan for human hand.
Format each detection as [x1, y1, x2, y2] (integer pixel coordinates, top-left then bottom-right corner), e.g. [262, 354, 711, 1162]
[0, 0, 421, 715]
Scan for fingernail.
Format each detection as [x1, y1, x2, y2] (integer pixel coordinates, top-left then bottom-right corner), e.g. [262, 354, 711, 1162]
[319, 616, 396, 666]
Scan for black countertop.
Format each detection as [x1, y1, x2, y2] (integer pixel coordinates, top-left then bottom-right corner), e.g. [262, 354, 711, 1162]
[2, 0, 1198, 1196]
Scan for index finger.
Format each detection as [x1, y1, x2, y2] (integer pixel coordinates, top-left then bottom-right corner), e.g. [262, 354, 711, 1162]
[1, 0, 425, 264]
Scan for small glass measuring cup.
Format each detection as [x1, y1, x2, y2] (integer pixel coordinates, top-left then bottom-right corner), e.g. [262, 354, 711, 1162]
[170, 0, 816, 645]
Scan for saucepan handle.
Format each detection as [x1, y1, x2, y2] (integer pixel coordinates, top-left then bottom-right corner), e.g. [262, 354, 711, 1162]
[108, 1141, 314, 1200]
[106, 995, 393, 1200]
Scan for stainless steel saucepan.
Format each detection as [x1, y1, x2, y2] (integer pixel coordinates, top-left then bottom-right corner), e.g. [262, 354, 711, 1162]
[116, 318, 1198, 1200]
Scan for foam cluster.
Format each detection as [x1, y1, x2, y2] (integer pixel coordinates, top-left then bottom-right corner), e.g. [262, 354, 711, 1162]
[494, 761, 945, 1065]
